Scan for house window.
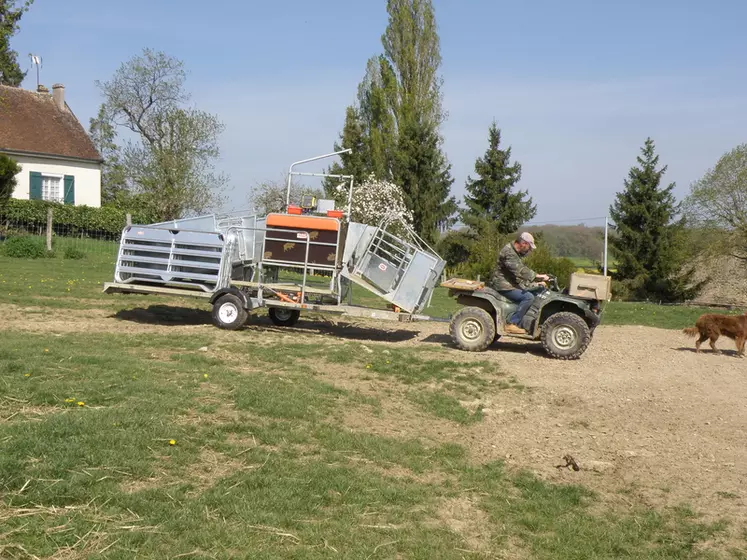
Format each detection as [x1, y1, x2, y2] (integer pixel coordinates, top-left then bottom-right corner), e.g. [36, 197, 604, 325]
[41, 175, 63, 203]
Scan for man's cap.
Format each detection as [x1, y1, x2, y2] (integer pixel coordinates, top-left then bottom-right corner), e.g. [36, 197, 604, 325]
[519, 232, 536, 249]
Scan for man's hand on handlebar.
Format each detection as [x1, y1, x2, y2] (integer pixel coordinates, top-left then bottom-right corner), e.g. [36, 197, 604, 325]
[536, 273, 551, 281]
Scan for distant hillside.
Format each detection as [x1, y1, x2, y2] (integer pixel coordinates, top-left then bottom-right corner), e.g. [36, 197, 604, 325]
[524, 224, 607, 262]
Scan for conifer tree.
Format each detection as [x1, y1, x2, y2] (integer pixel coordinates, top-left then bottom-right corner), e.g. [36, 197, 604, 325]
[609, 137, 703, 301]
[462, 121, 535, 235]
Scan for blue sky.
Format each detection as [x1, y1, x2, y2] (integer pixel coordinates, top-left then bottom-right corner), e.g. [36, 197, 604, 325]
[12, 0, 747, 226]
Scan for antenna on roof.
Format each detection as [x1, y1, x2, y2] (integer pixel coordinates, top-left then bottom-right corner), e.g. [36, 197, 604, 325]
[29, 54, 42, 89]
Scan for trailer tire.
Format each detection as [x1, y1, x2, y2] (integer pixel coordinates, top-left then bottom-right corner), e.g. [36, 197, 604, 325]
[449, 306, 496, 352]
[268, 307, 300, 327]
[212, 294, 248, 330]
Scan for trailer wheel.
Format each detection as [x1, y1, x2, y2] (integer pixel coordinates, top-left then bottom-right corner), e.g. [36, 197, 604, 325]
[268, 307, 300, 327]
[449, 306, 496, 352]
[212, 294, 248, 330]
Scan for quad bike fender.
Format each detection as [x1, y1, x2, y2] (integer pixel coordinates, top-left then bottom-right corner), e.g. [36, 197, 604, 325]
[455, 291, 500, 317]
[536, 297, 600, 332]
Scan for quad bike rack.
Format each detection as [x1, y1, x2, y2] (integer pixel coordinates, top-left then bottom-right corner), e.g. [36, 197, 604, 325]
[104, 149, 447, 330]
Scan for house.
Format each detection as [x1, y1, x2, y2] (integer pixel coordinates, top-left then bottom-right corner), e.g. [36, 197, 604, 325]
[0, 83, 103, 207]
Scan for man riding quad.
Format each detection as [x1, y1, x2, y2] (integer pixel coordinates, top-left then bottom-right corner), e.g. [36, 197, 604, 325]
[488, 232, 550, 335]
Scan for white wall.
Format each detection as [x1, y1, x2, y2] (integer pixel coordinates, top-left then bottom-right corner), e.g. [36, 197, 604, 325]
[8, 153, 102, 207]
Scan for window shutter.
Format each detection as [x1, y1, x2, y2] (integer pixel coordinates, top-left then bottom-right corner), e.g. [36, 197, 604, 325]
[63, 175, 75, 205]
[29, 171, 42, 200]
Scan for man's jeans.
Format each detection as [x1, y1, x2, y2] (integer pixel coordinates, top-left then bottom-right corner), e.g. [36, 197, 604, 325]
[498, 289, 535, 326]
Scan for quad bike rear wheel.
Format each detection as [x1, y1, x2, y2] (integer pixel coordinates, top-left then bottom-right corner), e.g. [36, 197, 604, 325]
[540, 311, 591, 359]
[449, 306, 496, 352]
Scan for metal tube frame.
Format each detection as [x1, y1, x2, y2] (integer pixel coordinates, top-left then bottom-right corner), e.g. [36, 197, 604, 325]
[285, 149, 355, 217]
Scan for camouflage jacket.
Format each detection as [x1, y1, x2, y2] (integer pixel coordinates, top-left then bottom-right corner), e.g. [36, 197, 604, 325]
[488, 242, 538, 291]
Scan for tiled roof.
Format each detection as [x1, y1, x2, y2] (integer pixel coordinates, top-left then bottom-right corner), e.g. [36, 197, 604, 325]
[0, 84, 102, 162]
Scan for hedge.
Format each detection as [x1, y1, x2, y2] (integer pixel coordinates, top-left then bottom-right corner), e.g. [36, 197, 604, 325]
[0, 199, 155, 240]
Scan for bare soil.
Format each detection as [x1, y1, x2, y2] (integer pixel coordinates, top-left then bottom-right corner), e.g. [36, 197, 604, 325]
[3, 302, 747, 530]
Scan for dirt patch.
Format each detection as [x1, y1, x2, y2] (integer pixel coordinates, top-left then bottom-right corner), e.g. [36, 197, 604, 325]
[176, 382, 241, 426]
[188, 448, 249, 495]
[464, 326, 747, 527]
[119, 448, 249, 497]
[1, 402, 68, 423]
[434, 496, 493, 554]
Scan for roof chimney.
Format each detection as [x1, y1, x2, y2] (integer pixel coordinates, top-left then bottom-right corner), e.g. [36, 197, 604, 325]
[37, 84, 49, 93]
[52, 83, 65, 111]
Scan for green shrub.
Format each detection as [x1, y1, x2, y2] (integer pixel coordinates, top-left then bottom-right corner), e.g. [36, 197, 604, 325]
[63, 246, 86, 260]
[1, 199, 155, 240]
[524, 246, 577, 289]
[0, 154, 22, 207]
[2, 236, 47, 259]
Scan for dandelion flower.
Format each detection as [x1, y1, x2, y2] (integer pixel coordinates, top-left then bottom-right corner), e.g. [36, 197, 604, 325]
[24, 373, 30, 377]
[77, 401, 85, 407]
[203, 374, 208, 379]
[44, 349, 49, 353]
[169, 439, 176, 446]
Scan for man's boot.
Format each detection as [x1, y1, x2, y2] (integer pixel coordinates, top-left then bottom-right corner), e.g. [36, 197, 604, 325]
[504, 323, 527, 335]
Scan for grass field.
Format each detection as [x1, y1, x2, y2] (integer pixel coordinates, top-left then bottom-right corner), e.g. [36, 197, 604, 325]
[1, 239, 745, 558]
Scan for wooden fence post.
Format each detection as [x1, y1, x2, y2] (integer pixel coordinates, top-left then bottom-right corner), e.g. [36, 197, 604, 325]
[46, 208, 53, 251]
[126, 213, 132, 226]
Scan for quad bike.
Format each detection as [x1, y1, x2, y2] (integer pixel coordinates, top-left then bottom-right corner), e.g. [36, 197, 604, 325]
[442, 274, 604, 359]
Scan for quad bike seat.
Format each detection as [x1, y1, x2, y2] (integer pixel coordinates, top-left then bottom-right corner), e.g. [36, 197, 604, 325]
[475, 286, 514, 304]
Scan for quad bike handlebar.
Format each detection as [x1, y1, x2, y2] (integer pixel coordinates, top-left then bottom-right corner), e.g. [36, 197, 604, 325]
[544, 274, 560, 292]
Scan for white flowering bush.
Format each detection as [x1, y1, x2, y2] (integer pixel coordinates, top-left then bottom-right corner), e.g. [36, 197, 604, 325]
[335, 173, 413, 229]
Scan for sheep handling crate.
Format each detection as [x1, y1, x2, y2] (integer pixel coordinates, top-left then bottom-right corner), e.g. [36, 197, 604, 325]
[103, 150, 447, 331]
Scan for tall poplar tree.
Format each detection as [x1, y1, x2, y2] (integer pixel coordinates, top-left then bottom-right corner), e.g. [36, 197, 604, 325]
[325, 0, 456, 242]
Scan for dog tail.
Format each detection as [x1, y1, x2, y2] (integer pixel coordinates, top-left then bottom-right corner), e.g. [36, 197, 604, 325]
[682, 327, 699, 337]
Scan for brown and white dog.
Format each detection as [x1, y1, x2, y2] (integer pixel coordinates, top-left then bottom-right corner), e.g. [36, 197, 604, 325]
[683, 312, 747, 356]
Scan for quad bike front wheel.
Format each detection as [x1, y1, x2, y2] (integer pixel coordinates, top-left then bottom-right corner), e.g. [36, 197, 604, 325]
[540, 311, 591, 359]
[449, 306, 496, 352]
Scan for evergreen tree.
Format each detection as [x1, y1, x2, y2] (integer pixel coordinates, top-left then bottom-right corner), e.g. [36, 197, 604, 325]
[462, 121, 535, 235]
[325, 0, 456, 242]
[609, 137, 703, 301]
[0, 0, 33, 86]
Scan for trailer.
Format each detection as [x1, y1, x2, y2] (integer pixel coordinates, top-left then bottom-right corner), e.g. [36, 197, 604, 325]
[103, 150, 447, 330]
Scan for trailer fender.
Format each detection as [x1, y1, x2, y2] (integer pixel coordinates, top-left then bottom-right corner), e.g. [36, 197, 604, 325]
[210, 287, 252, 310]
